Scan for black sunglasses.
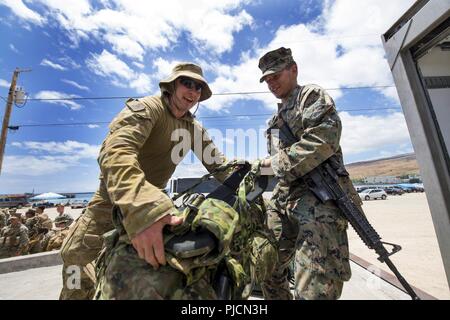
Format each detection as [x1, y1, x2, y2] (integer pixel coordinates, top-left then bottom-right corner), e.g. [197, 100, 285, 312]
[179, 77, 203, 92]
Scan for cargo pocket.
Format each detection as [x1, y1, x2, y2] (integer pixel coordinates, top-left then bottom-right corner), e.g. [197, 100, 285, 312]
[296, 211, 351, 282]
[60, 215, 86, 262]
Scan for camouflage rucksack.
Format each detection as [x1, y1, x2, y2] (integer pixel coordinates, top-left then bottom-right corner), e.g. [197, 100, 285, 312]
[95, 163, 277, 299]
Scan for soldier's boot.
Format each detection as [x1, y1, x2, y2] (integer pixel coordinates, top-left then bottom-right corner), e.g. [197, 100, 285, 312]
[59, 204, 113, 300]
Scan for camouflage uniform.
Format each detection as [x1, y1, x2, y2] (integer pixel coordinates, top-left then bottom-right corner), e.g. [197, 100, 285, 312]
[56, 213, 73, 227]
[45, 228, 70, 251]
[28, 214, 54, 254]
[25, 216, 39, 235]
[0, 218, 29, 258]
[258, 48, 362, 300]
[94, 166, 278, 300]
[60, 63, 232, 300]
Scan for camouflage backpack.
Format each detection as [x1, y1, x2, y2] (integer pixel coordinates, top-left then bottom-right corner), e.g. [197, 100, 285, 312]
[95, 163, 277, 299]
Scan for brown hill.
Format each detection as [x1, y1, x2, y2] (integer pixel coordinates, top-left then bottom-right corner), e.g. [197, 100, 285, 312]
[346, 153, 420, 180]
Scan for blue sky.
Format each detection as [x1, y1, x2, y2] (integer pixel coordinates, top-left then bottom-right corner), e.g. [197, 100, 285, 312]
[0, 0, 416, 194]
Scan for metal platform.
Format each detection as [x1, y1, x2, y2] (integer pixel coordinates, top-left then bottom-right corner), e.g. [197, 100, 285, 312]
[0, 251, 436, 300]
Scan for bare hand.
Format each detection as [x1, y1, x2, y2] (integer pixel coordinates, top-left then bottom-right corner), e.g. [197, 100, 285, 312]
[131, 214, 183, 269]
[261, 158, 274, 176]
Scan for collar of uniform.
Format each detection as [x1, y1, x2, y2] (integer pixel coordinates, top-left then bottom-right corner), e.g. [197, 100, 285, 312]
[278, 85, 301, 112]
[161, 94, 195, 123]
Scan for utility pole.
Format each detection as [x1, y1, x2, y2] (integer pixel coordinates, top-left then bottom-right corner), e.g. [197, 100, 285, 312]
[0, 68, 31, 175]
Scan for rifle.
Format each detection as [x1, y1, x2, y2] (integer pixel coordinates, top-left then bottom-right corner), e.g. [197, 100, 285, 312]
[273, 113, 420, 300]
[303, 155, 420, 300]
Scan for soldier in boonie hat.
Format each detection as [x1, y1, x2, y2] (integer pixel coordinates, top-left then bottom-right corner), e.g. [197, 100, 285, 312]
[258, 47, 295, 83]
[159, 62, 212, 102]
[59, 60, 233, 300]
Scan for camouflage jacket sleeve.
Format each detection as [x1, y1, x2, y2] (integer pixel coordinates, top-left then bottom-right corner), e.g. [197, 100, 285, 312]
[271, 85, 341, 182]
[191, 121, 232, 183]
[98, 98, 178, 239]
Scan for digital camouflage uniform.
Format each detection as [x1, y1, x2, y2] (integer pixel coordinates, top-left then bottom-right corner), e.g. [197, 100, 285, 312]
[0, 219, 29, 258]
[259, 48, 362, 300]
[60, 63, 232, 300]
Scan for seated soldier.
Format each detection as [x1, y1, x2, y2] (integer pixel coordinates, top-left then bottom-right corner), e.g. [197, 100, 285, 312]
[55, 204, 74, 227]
[45, 216, 72, 251]
[25, 209, 38, 233]
[28, 214, 53, 254]
[0, 216, 29, 258]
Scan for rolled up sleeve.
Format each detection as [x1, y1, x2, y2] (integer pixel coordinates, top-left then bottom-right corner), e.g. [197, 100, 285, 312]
[98, 102, 177, 239]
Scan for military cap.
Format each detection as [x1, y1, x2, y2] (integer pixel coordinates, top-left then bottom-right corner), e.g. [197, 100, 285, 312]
[159, 62, 212, 102]
[258, 47, 295, 83]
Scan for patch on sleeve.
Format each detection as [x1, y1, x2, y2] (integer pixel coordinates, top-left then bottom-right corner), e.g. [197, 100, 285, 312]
[126, 98, 146, 112]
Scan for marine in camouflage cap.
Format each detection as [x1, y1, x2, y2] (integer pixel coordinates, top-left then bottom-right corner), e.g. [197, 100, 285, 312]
[255, 47, 360, 300]
[258, 47, 295, 83]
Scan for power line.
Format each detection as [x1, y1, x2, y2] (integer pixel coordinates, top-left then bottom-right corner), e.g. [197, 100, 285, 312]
[9, 107, 403, 129]
[1, 85, 395, 102]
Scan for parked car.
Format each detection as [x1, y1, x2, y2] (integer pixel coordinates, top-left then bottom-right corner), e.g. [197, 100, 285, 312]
[355, 186, 375, 193]
[395, 185, 417, 193]
[32, 201, 55, 208]
[384, 187, 404, 195]
[359, 189, 388, 201]
[70, 200, 88, 209]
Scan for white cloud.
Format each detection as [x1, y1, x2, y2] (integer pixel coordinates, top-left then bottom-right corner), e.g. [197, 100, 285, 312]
[340, 111, 411, 156]
[0, 0, 46, 26]
[86, 50, 134, 80]
[86, 50, 152, 94]
[40, 58, 67, 71]
[34, 90, 83, 110]
[87, 124, 99, 129]
[9, 44, 19, 53]
[196, 0, 415, 112]
[3, 0, 253, 59]
[61, 79, 90, 91]
[0, 79, 10, 88]
[18, 140, 100, 158]
[129, 73, 152, 95]
[3, 140, 101, 176]
[132, 62, 145, 69]
[58, 56, 82, 69]
[104, 33, 145, 62]
[3, 155, 73, 176]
